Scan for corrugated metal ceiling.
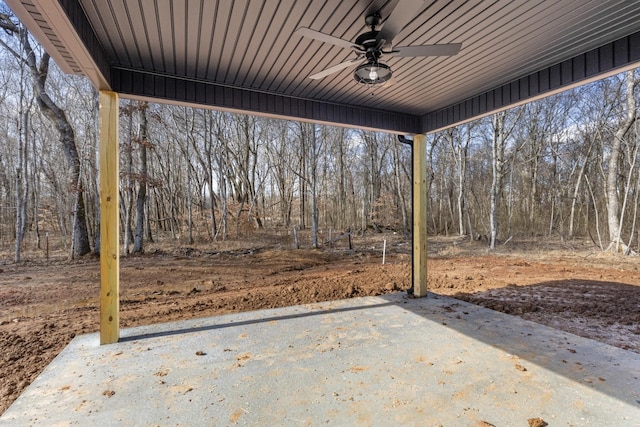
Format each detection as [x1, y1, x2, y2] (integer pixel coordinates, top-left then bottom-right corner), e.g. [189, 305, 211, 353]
[75, 0, 640, 115]
[6, 0, 640, 132]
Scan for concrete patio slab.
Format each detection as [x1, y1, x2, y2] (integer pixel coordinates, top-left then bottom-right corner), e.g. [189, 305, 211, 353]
[1, 292, 639, 426]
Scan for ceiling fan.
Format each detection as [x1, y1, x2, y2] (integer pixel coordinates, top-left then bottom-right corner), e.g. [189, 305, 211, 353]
[295, 0, 462, 85]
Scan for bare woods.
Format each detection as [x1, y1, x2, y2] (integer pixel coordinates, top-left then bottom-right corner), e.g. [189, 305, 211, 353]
[1, 9, 640, 259]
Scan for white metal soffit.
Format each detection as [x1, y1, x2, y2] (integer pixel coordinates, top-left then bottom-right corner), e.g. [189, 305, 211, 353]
[7, 0, 640, 133]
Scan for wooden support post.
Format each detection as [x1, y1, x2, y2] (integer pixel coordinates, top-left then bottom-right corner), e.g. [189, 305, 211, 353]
[412, 134, 428, 297]
[99, 91, 120, 344]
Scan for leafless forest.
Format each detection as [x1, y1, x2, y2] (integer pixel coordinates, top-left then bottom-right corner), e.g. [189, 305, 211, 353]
[1, 8, 640, 260]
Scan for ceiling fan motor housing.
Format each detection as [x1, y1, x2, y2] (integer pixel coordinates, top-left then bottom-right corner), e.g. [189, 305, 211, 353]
[355, 30, 383, 61]
[364, 13, 382, 28]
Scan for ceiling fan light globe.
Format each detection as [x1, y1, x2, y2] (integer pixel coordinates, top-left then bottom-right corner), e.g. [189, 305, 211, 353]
[354, 62, 392, 85]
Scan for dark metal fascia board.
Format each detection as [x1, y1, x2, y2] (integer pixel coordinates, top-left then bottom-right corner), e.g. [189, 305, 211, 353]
[111, 67, 421, 134]
[421, 31, 640, 134]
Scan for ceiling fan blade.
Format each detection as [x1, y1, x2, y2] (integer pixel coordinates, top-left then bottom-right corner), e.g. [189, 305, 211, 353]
[377, 0, 427, 45]
[309, 58, 361, 80]
[295, 27, 357, 50]
[389, 43, 462, 57]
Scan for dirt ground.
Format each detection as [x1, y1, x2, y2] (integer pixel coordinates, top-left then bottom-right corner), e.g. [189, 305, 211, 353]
[1, 235, 640, 414]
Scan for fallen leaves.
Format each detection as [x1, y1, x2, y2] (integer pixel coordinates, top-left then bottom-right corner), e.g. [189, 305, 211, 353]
[515, 363, 527, 372]
[528, 417, 548, 427]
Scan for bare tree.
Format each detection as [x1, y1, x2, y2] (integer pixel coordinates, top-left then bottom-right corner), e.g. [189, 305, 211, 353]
[0, 12, 91, 257]
[6, 9, 640, 256]
[203, 110, 218, 239]
[14, 47, 30, 262]
[447, 124, 474, 238]
[133, 102, 150, 253]
[489, 109, 522, 249]
[391, 136, 410, 238]
[121, 102, 135, 254]
[604, 71, 640, 252]
[265, 120, 295, 227]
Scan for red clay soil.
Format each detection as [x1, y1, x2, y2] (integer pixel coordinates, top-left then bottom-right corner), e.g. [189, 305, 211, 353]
[1, 236, 639, 414]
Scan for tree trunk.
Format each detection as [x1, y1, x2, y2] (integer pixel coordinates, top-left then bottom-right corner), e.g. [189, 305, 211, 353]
[606, 71, 638, 252]
[490, 113, 506, 249]
[14, 59, 29, 263]
[186, 143, 194, 244]
[299, 128, 307, 230]
[311, 125, 319, 248]
[338, 130, 347, 230]
[32, 123, 41, 250]
[392, 139, 409, 239]
[569, 139, 594, 237]
[218, 149, 228, 240]
[123, 108, 134, 255]
[14, 166, 26, 262]
[205, 113, 218, 240]
[447, 128, 468, 237]
[145, 190, 153, 243]
[133, 103, 149, 253]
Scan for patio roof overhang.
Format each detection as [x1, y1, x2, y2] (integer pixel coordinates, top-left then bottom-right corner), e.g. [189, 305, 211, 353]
[7, 0, 640, 135]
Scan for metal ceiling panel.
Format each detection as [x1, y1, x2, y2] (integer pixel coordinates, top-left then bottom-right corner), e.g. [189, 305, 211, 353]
[6, 0, 640, 133]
